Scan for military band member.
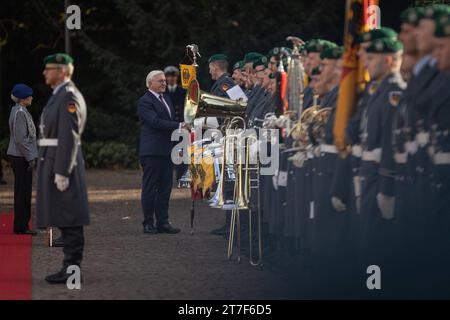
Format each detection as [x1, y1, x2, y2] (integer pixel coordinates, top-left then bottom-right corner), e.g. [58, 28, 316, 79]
[36, 53, 90, 284]
[232, 60, 245, 88]
[208, 53, 235, 236]
[208, 54, 235, 98]
[247, 55, 274, 123]
[242, 53, 267, 120]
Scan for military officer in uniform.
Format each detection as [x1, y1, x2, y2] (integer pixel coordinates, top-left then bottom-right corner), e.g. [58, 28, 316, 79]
[36, 53, 90, 284]
[427, 11, 450, 297]
[395, 4, 450, 298]
[303, 40, 338, 109]
[358, 39, 405, 296]
[208, 54, 235, 98]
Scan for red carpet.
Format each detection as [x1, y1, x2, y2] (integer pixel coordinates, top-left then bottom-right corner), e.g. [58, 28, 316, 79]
[0, 212, 32, 300]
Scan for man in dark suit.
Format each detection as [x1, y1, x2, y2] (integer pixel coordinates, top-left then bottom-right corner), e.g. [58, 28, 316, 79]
[138, 70, 189, 234]
[164, 66, 187, 184]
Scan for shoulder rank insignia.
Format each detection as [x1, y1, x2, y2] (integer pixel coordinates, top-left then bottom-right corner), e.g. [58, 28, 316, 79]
[222, 84, 230, 92]
[67, 102, 77, 113]
[389, 91, 402, 107]
[66, 86, 75, 93]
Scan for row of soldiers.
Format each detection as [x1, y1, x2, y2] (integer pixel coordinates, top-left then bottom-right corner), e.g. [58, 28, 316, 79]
[205, 4, 450, 298]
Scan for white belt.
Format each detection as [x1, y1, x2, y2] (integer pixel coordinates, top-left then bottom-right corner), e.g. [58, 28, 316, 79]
[416, 132, 430, 147]
[433, 152, 450, 165]
[394, 152, 408, 164]
[352, 145, 362, 158]
[362, 148, 381, 163]
[320, 144, 337, 154]
[38, 139, 81, 147]
[38, 139, 58, 147]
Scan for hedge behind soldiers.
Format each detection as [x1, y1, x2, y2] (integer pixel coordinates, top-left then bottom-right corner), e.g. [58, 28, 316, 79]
[36, 53, 90, 284]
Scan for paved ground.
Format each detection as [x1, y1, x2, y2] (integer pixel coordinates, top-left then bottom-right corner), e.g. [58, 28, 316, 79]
[0, 168, 296, 300]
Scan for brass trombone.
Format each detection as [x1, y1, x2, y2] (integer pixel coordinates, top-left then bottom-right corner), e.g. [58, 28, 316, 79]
[227, 124, 263, 266]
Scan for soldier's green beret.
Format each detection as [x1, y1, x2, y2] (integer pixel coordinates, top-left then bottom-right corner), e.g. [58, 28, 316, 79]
[267, 47, 281, 57]
[244, 52, 264, 65]
[311, 66, 321, 76]
[305, 39, 338, 53]
[233, 60, 245, 71]
[253, 55, 268, 69]
[400, 7, 425, 26]
[434, 13, 450, 38]
[320, 46, 344, 60]
[366, 38, 404, 53]
[357, 27, 398, 44]
[423, 4, 450, 21]
[208, 54, 228, 63]
[44, 53, 74, 65]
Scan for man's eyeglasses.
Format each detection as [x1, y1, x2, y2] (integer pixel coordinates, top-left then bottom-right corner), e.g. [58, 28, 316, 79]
[155, 79, 167, 83]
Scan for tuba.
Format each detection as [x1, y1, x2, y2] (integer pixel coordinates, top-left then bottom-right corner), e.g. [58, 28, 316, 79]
[184, 79, 247, 124]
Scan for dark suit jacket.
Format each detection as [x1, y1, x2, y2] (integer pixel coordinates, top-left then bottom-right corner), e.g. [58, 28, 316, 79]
[138, 91, 180, 157]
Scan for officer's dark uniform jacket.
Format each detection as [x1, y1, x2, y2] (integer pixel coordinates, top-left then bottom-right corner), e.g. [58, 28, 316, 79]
[36, 81, 89, 228]
[359, 72, 405, 265]
[210, 73, 235, 98]
[391, 57, 441, 263]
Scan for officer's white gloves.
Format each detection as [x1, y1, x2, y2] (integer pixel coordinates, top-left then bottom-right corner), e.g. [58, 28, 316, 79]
[55, 173, 70, 192]
[331, 196, 347, 212]
[377, 193, 395, 220]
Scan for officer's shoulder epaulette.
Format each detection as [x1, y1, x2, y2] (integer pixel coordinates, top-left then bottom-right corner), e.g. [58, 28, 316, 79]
[65, 85, 75, 93]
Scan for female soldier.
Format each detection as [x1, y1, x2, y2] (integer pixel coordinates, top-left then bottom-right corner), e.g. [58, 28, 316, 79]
[7, 84, 38, 235]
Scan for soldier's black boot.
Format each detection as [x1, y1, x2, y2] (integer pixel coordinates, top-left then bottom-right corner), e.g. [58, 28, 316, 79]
[45, 268, 71, 284]
[45, 265, 82, 284]
[46, 227, 84, 284]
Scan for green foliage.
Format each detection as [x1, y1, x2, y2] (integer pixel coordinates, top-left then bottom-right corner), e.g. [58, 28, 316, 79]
[83, 141, 139, 169]
[84, 107, 139, 145]
[0, 138, 8, 157]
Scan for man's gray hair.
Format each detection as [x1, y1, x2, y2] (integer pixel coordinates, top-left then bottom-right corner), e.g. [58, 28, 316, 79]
[146, 70, 164, 88]
[63, 63, 75, 78]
